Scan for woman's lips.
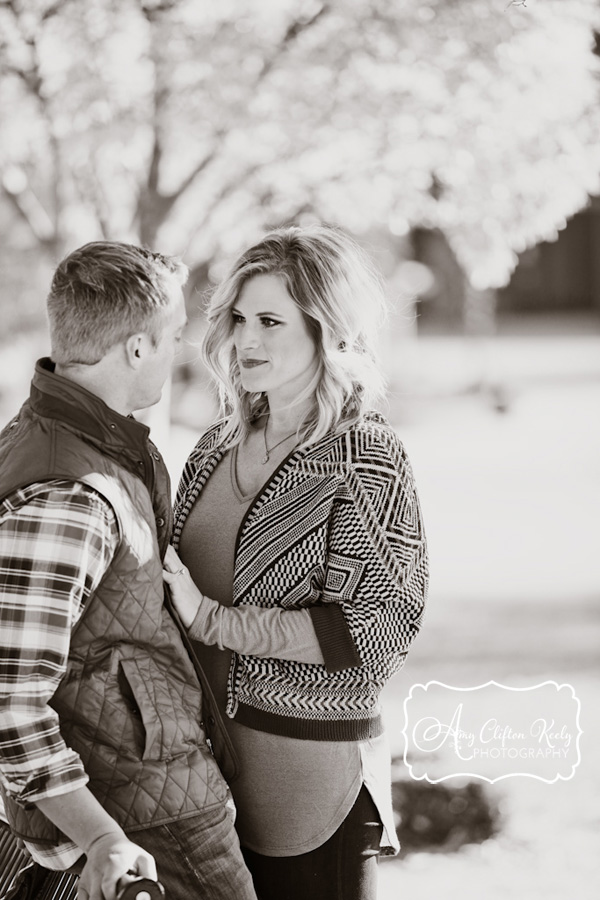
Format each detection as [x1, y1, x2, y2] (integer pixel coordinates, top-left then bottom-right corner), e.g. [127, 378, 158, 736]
[240, 359, 267, 368]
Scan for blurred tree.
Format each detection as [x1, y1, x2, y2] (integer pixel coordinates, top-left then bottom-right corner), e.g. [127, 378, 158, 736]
[0, 0, 599, 305]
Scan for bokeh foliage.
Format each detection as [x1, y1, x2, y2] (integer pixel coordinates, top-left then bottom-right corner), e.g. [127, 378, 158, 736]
[1, 0, 599, 302]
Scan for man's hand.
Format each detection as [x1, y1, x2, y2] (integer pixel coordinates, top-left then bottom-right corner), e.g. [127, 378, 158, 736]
[35, 788, 157, 900]
[77, 832, 157, 900]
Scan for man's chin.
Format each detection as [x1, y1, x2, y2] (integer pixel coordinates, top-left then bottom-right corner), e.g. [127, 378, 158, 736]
[133, 393, 162, 414]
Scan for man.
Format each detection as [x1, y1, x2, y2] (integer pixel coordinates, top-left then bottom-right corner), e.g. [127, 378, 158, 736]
[0, 242, 256, 900]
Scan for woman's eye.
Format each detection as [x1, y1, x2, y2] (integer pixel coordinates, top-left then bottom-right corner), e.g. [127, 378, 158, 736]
[232, 313, 244, 325]
[261, 317, 279, 328]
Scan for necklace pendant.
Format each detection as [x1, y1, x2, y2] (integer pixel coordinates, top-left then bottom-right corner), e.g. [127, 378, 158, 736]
[261, 453, 269, 464]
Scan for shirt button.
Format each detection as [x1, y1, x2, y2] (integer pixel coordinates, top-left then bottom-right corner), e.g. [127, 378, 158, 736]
[156, 517, 165, 528]
[109, 423, 117, 430]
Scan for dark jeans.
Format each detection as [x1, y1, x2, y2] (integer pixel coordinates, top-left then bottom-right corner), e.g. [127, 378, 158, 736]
[131, 802, 257, 900]
[241, 786, 383, 900]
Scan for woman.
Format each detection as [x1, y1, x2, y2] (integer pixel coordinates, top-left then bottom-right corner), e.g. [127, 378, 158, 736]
[163, 225, 428, 900]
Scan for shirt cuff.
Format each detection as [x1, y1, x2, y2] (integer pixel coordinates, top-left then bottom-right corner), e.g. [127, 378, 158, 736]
[309, 604, 362, 672]
[6, 752, 89, 808]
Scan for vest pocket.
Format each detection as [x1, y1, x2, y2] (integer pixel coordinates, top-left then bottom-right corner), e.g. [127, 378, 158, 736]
[119, 657, 204, 761]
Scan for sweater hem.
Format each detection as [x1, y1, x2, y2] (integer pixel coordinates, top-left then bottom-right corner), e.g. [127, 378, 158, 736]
[234, 702, 383, 741]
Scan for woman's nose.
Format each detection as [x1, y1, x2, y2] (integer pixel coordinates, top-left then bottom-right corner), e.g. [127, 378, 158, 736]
[237, 323, 260, 351]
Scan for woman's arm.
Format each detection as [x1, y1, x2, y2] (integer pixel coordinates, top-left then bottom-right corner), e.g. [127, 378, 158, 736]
[163, 546, 325, 664]
[316, 425, 428, 676]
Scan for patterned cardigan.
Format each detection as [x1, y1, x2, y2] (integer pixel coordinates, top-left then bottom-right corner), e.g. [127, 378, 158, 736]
[173, 411, 428, 742]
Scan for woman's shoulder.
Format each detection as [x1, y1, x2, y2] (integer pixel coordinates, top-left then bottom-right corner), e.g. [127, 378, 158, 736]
[344, 411, 406, 463]
[175, 418, 230, 503]
[309, 414, 422, 541]
[354, 409, 400, 442]
[186, 417, 229, 463]
[305, 411, 409, 473]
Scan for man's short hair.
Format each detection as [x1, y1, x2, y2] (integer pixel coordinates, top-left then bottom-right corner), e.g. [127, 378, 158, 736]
[47, 241, 189, 365]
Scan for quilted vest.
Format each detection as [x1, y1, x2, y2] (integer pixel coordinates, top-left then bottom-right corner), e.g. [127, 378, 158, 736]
[0, 359, 228, 847]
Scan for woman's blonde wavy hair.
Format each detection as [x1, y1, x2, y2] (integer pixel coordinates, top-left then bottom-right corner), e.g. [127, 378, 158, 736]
[202, 224, 388, 449]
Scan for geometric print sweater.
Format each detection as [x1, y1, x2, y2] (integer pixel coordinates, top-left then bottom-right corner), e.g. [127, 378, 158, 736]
[173, 411, 428, 743]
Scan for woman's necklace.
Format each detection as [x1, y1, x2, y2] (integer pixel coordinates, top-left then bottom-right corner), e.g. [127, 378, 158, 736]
[262, 414, 297, 464]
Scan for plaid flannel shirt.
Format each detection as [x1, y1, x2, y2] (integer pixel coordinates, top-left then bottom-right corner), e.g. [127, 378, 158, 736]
[0, 480, 118, 869]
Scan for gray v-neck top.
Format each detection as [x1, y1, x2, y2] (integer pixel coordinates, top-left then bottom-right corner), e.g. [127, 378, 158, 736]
[178, 446, 362, 856]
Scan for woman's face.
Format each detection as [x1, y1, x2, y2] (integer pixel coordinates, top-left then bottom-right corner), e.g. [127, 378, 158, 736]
[232, 274, 319, 403]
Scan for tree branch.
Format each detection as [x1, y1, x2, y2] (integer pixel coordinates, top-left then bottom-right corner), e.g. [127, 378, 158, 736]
[0, 4, 64, 247]
[257, 3, 330, 85]
[133, 2, 332, 242]
[178, 160, 267, 259]
[2, 177, 57, 248]
[40, 0, 72, 23]
[163, 138, 225, 205]
[139, 0, 180, 23]
[71, 163, 113, 240]
[158, 4, 332, 207]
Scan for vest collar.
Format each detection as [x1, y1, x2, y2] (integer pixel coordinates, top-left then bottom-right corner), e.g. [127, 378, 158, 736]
[30, 357, 151, 457]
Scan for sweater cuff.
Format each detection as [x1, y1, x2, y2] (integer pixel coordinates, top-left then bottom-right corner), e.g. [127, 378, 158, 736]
[309, 604, 362, 672]
[188, 593, 223, 647]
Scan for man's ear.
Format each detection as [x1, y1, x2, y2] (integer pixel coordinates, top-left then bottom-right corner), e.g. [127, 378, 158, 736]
[124, 333, 146, 368]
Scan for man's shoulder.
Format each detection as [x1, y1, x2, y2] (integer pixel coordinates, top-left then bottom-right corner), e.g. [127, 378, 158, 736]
[0, 480, 120, 562]
[1, 479, 117, 521]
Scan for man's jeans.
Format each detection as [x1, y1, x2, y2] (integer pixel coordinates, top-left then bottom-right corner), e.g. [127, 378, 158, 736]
[133, 802, 257, 900]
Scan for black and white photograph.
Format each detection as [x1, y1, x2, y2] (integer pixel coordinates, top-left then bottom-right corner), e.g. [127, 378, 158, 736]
[0, 1, 598, 898]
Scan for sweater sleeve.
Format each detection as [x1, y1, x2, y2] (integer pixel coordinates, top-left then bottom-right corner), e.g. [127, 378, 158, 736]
[188, 594, 361, 672]
[188, 596, 325, 664]
[317, 425, 428, 678]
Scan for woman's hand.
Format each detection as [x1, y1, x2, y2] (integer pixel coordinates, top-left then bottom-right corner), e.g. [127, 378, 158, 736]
[162, 544, 203, 629]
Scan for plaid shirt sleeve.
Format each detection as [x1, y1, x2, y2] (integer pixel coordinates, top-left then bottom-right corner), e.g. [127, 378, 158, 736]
[0, 480, 119, 806]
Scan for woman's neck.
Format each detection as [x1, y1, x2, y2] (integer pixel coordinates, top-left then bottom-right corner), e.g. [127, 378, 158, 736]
[264, 396, 314, 438]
